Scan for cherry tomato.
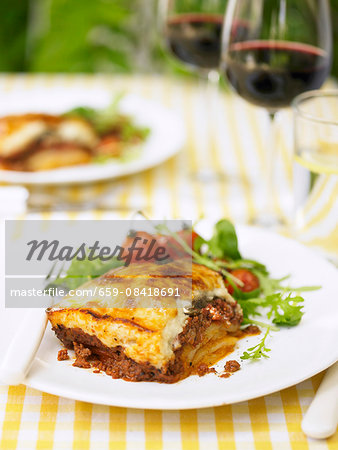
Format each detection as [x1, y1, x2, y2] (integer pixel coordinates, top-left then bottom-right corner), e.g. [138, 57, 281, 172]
[122, 229, 201, 264]
[155, 235, 180, 258]
[225, 269, 260, 294]
[177, 229, 200, 251]
[96, 135, 121, 156]
[156, 229, 201, 259]
[122, 231, 161, 264]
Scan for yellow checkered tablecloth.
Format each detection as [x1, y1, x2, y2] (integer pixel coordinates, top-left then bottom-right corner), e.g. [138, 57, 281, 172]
[0, 74, 337, 449]
[1, 373, 337, 450]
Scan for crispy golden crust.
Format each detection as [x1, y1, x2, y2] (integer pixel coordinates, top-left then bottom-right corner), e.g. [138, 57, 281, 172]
[52, 259, 193, 309]
[0, 114, 62, 133]
[52, 260, 235, 309]
[191, 263, 224, 292]
[48, 307, 182, 369]
[47, 261, 242, 371]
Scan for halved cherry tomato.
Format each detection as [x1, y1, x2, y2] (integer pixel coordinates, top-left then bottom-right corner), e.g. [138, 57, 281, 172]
[122, 229, 201, 264]
[96, 135, 121, 156]
[225, 269, 260, 295]
[156, 229, 201, 259]
[122, 231, 161, 264]
[155, 235, 182, 259]
[178, 229, 200, 251]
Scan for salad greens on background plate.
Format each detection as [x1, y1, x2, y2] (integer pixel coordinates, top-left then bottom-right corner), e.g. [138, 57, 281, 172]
[0, 87, 185, 185]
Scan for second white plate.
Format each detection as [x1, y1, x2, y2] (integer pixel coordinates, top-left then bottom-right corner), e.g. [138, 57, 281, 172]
[0, 88, 185, 185]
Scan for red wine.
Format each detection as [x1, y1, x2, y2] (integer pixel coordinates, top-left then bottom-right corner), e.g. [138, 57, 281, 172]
[225, 41, 330, 109]
[166, 14, 223, 69]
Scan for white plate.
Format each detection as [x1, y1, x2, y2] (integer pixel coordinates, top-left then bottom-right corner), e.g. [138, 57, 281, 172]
[1, 223, 338, 409]
[0, 88, 185, 185]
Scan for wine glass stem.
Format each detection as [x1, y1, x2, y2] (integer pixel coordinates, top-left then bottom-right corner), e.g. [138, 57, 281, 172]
[206, 70, 220, 122]
[251, 111, 285, 227]
[261, 111, 284, 226]
[195, 70, 221, 181]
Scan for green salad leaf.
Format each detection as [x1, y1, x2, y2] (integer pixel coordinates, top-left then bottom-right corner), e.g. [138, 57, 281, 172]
[206, 219, 242, 260]
[241, 327, 271, 360]
[45, 255, 123, 292]
[64, 93, 150, 138]
[263, 293, 304, 326]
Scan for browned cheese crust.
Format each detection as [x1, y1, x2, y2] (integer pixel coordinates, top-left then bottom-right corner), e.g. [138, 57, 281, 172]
[47, 261, 244, 382]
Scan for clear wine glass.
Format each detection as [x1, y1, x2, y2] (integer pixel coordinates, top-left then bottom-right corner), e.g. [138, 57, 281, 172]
[159, 0, 228, 181]
[221, 0, 332, 226]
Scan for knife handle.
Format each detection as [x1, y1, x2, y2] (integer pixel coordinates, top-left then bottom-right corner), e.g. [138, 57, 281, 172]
[302, 362, 338, 439]
[0, 309, 47, 385]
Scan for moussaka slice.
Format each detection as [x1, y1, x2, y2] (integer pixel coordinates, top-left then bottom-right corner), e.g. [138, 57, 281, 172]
[47, 260, 243, 383]
[0, 113, 97, 171]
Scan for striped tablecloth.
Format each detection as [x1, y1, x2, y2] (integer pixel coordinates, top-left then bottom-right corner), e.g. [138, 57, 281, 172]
[0, 74, 337, 449]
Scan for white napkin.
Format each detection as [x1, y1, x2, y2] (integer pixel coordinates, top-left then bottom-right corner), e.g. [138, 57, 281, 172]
[0, 186, 28, 216]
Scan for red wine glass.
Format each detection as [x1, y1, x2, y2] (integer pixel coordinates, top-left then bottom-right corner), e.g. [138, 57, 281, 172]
[159, 0, 228, 181]
[221, 0, 332, 226]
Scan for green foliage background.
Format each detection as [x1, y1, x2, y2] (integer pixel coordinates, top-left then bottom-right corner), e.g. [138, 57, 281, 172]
[0, 0, 337, 77]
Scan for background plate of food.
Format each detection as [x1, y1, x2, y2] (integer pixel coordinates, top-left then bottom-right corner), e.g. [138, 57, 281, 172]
[0, 218, 337, 409]
[0, 87, 185, 184]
